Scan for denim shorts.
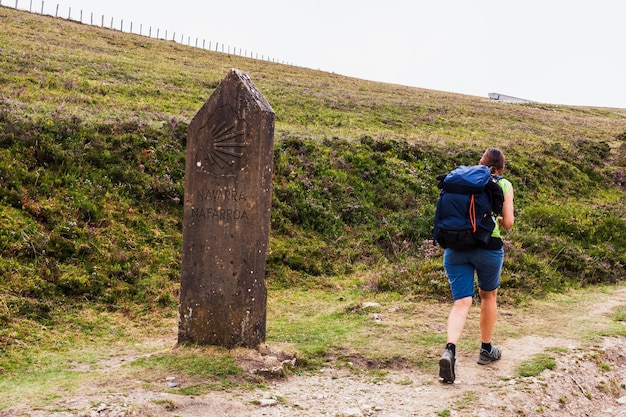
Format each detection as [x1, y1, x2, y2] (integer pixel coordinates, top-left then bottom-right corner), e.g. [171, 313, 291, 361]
[443, 247, 504, 301]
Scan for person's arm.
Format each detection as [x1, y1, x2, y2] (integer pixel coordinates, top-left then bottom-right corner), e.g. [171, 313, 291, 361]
[498, 187, 514, 230]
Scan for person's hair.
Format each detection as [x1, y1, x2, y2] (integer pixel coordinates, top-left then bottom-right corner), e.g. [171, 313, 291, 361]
[479, 148, 505, 174]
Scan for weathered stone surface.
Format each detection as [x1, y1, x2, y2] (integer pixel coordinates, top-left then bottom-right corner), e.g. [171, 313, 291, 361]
[178, 69, 275, 348]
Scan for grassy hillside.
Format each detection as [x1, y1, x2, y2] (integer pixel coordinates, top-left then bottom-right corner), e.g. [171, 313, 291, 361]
[1, 5, 626, 365]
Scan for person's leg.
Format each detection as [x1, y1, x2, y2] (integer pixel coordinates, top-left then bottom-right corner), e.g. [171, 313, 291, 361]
[447, 296, 473, 344]
[478, 288, 497, 344]
[443, 248, 476, 344]
[440, 249, 476, 382]
[440, 296, 473, 382]
[475, 248, 504, 365]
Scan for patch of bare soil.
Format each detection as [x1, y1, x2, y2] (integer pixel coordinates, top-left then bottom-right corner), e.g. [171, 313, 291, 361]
[4, 290, 626, 417]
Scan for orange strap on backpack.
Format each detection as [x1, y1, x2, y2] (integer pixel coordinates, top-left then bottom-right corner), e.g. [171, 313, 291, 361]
[469, 194, 477, 233]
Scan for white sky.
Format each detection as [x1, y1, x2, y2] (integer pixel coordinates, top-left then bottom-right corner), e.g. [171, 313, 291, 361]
[13, 0, 626, 108]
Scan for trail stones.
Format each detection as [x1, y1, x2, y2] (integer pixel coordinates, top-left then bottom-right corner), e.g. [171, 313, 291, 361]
[178, 69, 275, 348]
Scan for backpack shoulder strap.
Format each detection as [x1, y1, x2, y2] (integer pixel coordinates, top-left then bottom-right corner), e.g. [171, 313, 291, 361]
[436, 173, 447, 189]
[486, 176, 505, 215]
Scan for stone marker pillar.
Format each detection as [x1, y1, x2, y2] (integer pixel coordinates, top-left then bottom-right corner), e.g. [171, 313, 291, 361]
[178, 69, 275, 348]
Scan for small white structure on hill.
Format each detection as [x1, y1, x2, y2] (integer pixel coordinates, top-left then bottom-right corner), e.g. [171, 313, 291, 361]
[488, 93, 533, 104]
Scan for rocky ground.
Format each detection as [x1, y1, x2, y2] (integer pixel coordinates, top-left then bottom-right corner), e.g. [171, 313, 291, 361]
[4, 289, 626, 417]
[5, 336, 626, 417]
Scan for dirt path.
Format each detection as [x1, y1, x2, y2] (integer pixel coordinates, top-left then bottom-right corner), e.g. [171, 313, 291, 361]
[5, 288, 626, 417]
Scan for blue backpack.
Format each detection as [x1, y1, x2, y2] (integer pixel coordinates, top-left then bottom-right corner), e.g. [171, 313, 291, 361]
[433, 165, 504, 250]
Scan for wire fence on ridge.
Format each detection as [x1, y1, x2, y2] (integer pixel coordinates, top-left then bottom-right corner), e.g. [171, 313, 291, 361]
[3, 0, 293, 65]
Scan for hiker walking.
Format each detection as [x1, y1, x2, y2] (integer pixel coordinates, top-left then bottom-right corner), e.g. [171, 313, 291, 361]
[437, 147, 515, 383]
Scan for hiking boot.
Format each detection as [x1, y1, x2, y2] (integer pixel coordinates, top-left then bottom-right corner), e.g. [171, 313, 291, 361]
[477, 346, 502, 365]
[439, 348, 455, 383]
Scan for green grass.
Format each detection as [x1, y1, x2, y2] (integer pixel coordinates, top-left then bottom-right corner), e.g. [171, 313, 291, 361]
[612, 307, 626, 322]
[130, 348, 247, 394]
[515, 354, 557, 378]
